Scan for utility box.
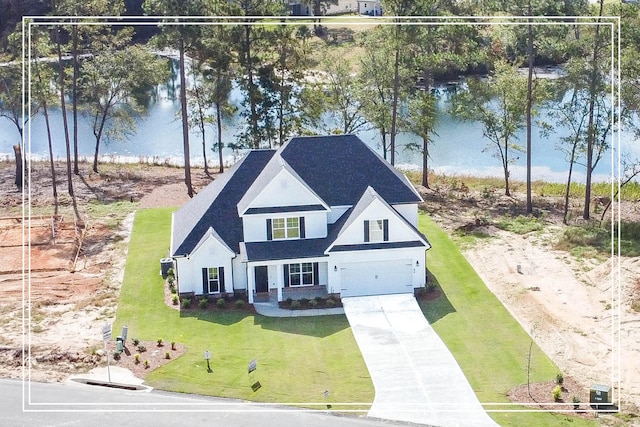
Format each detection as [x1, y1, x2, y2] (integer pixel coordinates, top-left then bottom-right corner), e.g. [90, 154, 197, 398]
[116, 336, 124, 352]
[160, 258, 174, 278]
[590, 384, 612, 407]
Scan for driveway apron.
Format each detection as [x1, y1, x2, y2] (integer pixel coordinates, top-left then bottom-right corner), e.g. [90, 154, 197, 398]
[342, 294, 499, 427]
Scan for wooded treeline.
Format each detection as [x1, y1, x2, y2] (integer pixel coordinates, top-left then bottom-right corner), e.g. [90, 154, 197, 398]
[0, 0, 639, 224]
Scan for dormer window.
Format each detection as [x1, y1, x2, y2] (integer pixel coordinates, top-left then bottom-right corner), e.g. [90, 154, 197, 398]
[364, 219, 389, 242]
[267, 217, 306, 240]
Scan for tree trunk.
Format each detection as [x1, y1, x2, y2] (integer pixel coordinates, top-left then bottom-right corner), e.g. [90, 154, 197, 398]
[217, 100, 224, 174]
[42, 100, 57, 200]
[422, 137, 429, 189]
[503, 139, 510, 197]
[584, 0, 605, 220]
[72, 24, 79, 175]
[525, 2, 534, 214]
[244, 25, 259, 149]
[179, 37, 194, 198]
[563, 146, 577, 225]
[390, 47, 400, 166]
[13, 145, 22, 190]
[57, 29, 74, 197]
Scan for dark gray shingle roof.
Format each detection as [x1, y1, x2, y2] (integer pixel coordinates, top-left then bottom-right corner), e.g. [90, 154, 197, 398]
[171, 150, 276, 256]
[280, 134, 422, 206]
[241, 239, 330, 262]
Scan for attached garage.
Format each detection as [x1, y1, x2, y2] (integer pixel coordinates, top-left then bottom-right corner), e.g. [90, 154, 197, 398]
[340, 259, 414, 297]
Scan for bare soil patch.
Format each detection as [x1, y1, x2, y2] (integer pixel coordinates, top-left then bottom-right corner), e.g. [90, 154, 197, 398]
[0, 160, 214, 382]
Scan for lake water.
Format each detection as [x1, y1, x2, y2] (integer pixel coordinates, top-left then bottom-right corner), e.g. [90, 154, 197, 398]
[0, 78, 630, 184]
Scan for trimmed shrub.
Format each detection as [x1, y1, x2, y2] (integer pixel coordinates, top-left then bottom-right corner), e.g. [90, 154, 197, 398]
[216, 298, 226, 308]
[552, 385, 562, 402]
[326, 298, 336, 307]
[132, 338, 140, 346]
[181, 298, 191, 309]
[556, 372, 564, 385]
[165, 351, 171, 359]
[300, 297, 309, 306]
[235, 299, 245, 309]
[285, 297, 293, 305]
[314, 296, 322, 303]
[572, 395, 580, 409]
[137, 344, 146, 353]
[291, 300, 301, 309]
[309, 299, 318, 307]
[199, 297, 209, 309]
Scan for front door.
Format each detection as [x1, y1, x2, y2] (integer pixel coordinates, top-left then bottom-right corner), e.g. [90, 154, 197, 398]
[255, 266, 268, 293]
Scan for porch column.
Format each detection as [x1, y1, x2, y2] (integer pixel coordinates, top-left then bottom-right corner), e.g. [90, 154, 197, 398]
[276, 264, 284, 302]
[247, 263, 255, 304]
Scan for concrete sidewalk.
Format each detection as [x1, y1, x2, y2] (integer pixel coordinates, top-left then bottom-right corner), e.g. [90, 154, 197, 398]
[343, 294, 499, 427]
[253, 301, 345, 317]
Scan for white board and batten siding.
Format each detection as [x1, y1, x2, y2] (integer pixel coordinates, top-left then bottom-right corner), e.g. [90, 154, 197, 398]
[242, 211, 328, 242]
[244, 168, 324, 210]
[175, 235, 234, 295]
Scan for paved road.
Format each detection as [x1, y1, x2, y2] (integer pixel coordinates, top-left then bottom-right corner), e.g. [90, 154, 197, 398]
[1, 378, 415, 427]
[343, 294, 500, 427]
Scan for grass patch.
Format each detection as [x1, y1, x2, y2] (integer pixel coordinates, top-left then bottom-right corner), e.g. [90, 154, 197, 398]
[402, 170, 634, 202]
[113, 208, 372, 409]
[496, 215, 544, 235]
[556, 221, 640, 258]
[85, 199, 139, 229]
[418, 213, 597, 427]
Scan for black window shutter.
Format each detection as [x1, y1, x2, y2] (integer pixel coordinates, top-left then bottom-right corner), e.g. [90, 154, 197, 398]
[219, 266, 225, 293]
[299, 216, 305, 238]
[266, 219, 272, 241]
[202, 268, 208, 294]
[383, 219, 389, 241]
[364, 220, 370, 242]
[283, 264, 290, 287]
[313, 262, 319, 285]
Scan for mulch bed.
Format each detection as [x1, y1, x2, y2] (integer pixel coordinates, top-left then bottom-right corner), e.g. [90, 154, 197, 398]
[507, 377, 601, 418]
[278, 297, 343, 310]
[105, 340, 187, 379]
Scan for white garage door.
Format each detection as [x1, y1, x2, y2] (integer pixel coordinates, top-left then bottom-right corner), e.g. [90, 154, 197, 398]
[340, 260, 413, 297]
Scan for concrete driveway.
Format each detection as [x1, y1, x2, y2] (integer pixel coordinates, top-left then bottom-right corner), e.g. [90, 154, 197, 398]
[342, 294, 500, 427]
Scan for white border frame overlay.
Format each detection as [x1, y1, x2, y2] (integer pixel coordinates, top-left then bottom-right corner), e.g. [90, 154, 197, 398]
[21, 14, 621, 416]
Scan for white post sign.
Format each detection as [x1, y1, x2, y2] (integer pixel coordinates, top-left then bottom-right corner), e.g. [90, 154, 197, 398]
[102, 323, 112, 382]
[102, 323, 112, 342]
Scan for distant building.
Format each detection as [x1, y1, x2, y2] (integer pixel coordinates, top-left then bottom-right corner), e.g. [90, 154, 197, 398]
[357, 0, 382, 16]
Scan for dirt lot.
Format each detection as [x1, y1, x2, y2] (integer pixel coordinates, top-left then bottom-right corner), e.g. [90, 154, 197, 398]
[1, 160, 639, 422]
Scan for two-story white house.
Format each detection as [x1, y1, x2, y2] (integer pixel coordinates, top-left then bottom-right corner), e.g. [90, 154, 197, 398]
[170, 134, 430, 303]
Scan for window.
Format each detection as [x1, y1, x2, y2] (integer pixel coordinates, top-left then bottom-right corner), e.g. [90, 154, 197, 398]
[369, 219, 384, 242]
[207, 267, 220, 293]
[364, 219, 388, 242]
[270, 217, 301, 240]
[288, 263, 314, 287]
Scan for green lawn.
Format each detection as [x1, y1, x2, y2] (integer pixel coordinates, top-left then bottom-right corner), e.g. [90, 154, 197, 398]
[418, 213, 599, 427]
[113, 208, 373, 409]
[114, 208, 598, 425]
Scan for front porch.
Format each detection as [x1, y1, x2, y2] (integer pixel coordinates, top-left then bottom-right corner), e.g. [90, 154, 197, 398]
[247, 260, 329, 303]
[253, 285, 329, 303]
